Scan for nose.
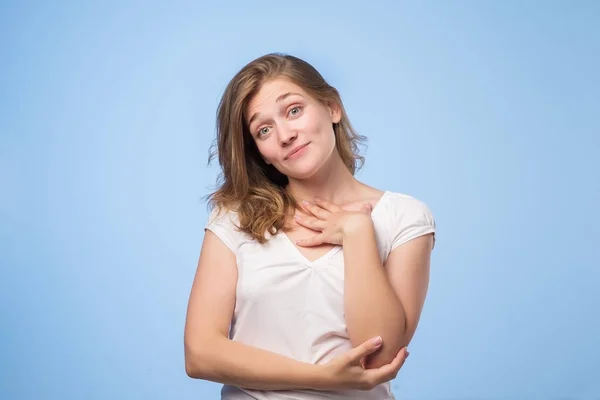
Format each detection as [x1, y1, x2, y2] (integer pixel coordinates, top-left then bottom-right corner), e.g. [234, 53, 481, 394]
[278, 125, 297, 147]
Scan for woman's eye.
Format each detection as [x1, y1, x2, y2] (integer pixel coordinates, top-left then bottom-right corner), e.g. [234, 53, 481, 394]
[258, 127, 270, 136]
[289, 106, 302, 116]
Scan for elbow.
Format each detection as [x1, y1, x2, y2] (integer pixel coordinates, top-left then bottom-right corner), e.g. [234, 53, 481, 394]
[184, 351, 202, 379]
[184, 344, 211, 379]
[365, 334, 411, 369]
[364, 346, 401, 369]
[185, 357, 201, 379]
[184, 331, 227, 379]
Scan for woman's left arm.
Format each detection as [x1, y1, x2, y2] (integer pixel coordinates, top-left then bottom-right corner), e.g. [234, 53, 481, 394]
[341, 215, 434, 369]
[295, 198, 435, 369]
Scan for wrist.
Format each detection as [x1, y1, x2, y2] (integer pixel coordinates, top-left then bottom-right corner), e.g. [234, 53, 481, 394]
[342, 214, 374, 238]
[306, 363, 335, 390]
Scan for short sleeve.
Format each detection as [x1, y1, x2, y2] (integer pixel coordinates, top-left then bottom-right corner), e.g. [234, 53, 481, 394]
[390, 196, 437, 251]
[204, 207, 240, 254]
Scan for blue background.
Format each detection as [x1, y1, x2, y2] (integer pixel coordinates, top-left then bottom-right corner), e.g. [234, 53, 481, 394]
[1, 1, 599, 399]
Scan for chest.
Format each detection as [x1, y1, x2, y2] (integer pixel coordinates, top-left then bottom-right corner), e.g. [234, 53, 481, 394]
[281, 223, 339, 264]
[234, 233, 346, 322]
[233, 218, 391, 310]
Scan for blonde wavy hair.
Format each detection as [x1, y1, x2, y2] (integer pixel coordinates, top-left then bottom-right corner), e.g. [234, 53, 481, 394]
[207, 53, 366, 243]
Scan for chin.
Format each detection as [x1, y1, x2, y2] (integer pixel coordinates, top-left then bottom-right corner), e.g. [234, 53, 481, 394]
[281, 158, 325, 180]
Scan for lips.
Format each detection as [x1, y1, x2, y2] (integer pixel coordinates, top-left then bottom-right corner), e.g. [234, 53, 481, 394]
[285, 143, 310, 160]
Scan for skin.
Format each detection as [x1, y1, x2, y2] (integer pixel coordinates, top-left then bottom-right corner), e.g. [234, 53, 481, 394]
[184, 77, 433, 389]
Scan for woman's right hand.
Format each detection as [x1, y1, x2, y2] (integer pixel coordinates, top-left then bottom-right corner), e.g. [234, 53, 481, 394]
[320, 336, 409, 391]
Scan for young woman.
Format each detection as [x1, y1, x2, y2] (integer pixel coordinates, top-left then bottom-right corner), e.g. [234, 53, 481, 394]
[184, 53, 436, 399]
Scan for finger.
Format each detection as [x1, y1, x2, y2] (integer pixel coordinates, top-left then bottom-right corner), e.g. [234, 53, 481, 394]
[371, 347, 409, 382]
[294, 214, 326, 231]
[392, 347, 409, 370]
[301, 200, 330, 220]
[296, 234, 325, 247]
[313, 197, 342, 213]
[359, 356, 367, 369]
[347, 336, 383, 363]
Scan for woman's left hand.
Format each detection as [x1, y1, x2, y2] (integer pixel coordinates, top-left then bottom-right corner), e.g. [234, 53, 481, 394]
[294, 198, 373, 247]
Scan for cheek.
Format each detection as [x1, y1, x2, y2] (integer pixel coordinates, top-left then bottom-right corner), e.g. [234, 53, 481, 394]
[304, 114, 323, 133]
[306, 111, 334, 138]
[255, 141, 277, 163]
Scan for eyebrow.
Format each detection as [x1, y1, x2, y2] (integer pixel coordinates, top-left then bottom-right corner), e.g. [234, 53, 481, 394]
[247, 92, 304, 127]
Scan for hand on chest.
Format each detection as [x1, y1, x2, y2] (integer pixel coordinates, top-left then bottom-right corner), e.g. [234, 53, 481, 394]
[283, 198, 380, 264]
[283, 223, 340, 264]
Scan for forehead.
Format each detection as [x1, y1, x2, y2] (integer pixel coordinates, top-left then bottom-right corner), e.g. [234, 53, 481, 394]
[246, 79, 309, 113]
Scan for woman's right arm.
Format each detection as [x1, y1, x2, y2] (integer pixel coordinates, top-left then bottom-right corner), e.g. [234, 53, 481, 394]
[184, 230, 327, 390]
[184, 230, 408, 391]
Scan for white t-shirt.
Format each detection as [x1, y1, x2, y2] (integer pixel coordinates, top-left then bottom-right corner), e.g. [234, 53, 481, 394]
[205, 191, 436, 400]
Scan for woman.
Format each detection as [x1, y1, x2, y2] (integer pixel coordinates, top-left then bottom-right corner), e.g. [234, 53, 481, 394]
[184, 53, 436, 399]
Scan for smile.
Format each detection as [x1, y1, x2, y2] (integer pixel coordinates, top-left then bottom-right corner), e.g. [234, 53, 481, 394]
[285, 143, 310, 160]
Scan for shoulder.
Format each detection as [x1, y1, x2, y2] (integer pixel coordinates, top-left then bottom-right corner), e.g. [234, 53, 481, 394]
[204, 206, 244, 253]
[206, 206, 241, 227]
[378, 191, 435, 218]
[375, 191, 437, 250]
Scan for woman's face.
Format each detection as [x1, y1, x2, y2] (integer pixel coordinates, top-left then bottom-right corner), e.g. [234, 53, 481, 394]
[245, 78, 341, 180]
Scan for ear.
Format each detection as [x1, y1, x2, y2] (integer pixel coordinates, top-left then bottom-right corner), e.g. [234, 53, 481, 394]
[328, 102, 342, 124]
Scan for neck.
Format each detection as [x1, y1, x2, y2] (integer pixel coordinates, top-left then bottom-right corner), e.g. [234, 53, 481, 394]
[285, 152, 361, 204]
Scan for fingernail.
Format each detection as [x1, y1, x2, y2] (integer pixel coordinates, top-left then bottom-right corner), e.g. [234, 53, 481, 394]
[371, 336, 382, 346]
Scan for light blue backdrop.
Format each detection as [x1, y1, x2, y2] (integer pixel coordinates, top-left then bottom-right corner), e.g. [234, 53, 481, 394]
[1, 1, 598, 399]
